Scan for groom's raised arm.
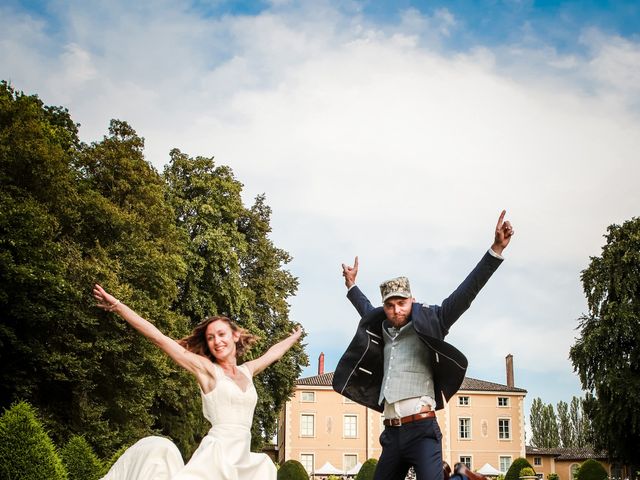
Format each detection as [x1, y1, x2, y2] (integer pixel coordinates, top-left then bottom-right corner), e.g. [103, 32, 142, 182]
[342, 256, 375, 317]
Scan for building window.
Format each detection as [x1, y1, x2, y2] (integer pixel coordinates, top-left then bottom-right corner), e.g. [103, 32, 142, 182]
[458, 418, 471, 439]
[344, 414, 358, 438]
[460, 456, 472, 469]
[534, 457, 542, 466]
[498, 397, 510, 407]
[300, 454, 314, 474]
[344, 454, 358, 471]
[498, 418, 511, 439]
[500, 456, 512, 473]
[459, 396, 470, 406]
[300, 391, 315, 402]
[300, 414, 315, 437]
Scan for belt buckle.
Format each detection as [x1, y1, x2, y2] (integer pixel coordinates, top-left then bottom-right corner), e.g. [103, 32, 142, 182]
[390, 417, 402, 427]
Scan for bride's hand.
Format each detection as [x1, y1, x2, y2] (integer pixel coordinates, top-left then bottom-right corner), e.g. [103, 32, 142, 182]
[93, 284, 122, 312]
[291, 325, 303, 341]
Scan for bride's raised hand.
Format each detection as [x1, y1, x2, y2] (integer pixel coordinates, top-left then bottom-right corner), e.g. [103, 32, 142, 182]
[93, 284, 122, 312]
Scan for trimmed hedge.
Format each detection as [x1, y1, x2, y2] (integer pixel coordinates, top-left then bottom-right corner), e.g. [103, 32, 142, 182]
[355, 458, 378, 480]
[576, 459, 608, 480]
[60, 435, 103, 480]
[278, 459, 309, 480]
[505, 458, 533, 480]
[0, 401, 68, 480]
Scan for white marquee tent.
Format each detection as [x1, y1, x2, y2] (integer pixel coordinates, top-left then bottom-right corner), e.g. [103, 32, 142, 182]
[478, 463, 503, 476]
[314, 461, 344, 476]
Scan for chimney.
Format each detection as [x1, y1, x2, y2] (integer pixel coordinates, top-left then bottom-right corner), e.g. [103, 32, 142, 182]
[318, 352, 325, 375]
[506, 354, 514, 388]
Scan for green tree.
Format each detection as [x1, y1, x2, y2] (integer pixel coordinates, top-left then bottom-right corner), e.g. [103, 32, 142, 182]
[277, 459, 309, 480]
[556, 400, 573, 448]
[505, 458, 533, 480]
[0, 82, 192, 456]
[569, 396, 591, 449]
[163, 150, 306, 449]
[79, 121, 200, 457]
[0, 81, 95, 445]
[529, 398, 559, 448]
[355, 458, 378, 480]
[576, 459, 608, 480]
[569, 217, 640, 473]
[0, 401, 68, 480]
[60, 435, 103, 480]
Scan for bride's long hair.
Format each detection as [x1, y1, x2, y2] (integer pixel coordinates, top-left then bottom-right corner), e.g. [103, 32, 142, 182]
[178, 316, 258, 362]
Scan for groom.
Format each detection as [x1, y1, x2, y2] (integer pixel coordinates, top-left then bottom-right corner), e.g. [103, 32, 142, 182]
[333, 211, 514, 480]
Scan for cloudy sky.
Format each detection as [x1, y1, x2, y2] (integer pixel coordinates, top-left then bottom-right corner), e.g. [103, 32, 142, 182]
[2, 0, 639, 423]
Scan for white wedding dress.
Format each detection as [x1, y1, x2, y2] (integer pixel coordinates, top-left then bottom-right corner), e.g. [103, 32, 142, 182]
[101, 364, 276, 480]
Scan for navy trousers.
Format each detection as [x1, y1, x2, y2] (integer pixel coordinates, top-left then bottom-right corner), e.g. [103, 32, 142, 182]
[374, 417, 443, 480]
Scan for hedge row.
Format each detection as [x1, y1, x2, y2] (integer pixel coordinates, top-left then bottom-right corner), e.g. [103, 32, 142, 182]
[0, 401, 104, 480]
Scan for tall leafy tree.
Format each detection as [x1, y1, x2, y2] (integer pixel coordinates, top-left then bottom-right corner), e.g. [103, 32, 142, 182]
[0, 83, 193, 457]
[529, 398, 559, 448]
[163, 150, 307, 448]
[163, 149, 248, 320]
[0, 81, 90, 443]
[556, 400, 573, 448]
[570, 217, 640, 473]
[569, 396, 591, 448]
[76, 120, 194, 456]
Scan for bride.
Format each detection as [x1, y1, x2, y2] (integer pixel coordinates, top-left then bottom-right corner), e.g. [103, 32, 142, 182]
[93, 284, 303, 480]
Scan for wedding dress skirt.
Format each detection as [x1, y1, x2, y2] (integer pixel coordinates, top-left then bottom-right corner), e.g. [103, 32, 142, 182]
[101, 364, 276, 480]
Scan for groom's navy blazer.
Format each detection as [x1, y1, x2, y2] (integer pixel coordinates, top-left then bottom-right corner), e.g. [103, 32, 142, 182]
[332, 251, 503, 412]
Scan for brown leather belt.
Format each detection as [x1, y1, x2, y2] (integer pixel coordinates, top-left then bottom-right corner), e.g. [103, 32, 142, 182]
[384, 410, 436, 427]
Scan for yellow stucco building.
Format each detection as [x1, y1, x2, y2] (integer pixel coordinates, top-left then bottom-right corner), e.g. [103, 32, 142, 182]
[525, 446, 613, 480]
[277, 354, 527, 476]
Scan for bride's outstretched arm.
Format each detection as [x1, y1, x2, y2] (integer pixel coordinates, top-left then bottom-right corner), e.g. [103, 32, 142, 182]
[93, 284, 211, 381]
[243, 326, 303, 376]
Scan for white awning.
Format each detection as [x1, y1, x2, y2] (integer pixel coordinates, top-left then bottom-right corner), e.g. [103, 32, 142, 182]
[478, 463, 502, 476]
[314, 461, 344, 475]
[346, 462, 363, 475]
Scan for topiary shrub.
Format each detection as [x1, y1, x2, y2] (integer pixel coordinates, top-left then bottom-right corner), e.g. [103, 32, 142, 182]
[277, 459, 309, 480]
[60, 435, 103, 480]
[520, 467, 537, 477]
[576, 459, 608, 480]
[548, 473, 559, 480]
[505, 458, 533, 480]
[355, 458, 378, 480]
[0, 401, 68, 480]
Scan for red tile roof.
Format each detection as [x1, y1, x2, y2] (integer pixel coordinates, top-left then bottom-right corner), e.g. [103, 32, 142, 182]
[296, 371, 527, 393]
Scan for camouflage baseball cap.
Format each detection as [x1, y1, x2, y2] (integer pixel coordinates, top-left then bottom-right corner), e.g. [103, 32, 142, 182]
[379, 276, 412, 302]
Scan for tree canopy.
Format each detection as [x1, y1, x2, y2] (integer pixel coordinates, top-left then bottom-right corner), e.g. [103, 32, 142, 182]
[569, 217, 640, 470]
[0, 81, 306, 457]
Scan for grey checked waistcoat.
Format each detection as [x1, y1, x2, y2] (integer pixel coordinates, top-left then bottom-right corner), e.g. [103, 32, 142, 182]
[379, 320, 435, 405]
